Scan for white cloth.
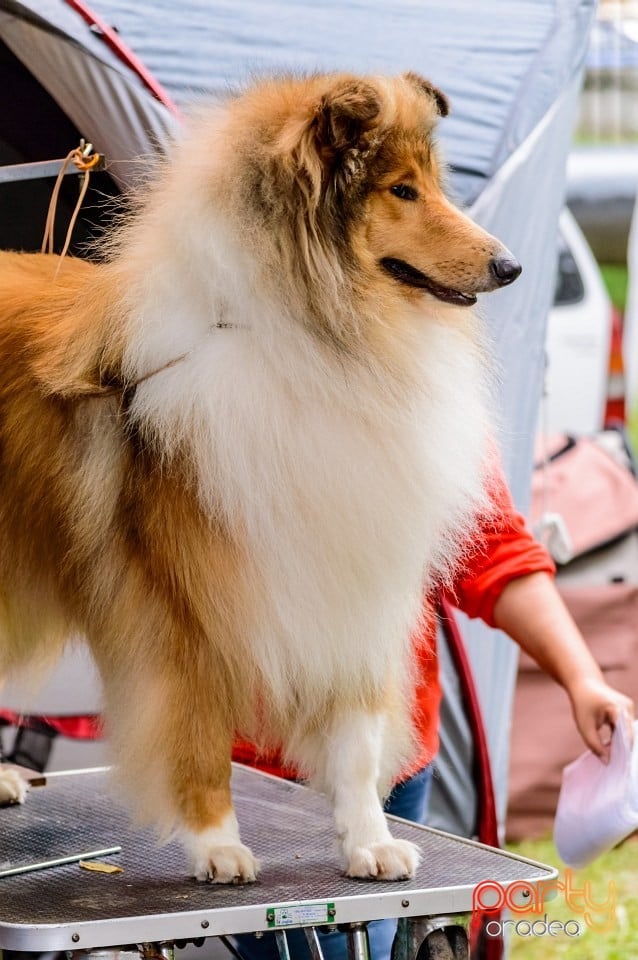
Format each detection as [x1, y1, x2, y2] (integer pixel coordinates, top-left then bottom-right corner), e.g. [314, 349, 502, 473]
[554, 717, 638, 868]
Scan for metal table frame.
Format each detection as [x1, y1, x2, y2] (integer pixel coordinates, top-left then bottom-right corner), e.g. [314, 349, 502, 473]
[0, 767, 557, 960]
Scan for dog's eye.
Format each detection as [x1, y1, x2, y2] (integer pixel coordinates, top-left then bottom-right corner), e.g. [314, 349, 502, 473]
[390, 184, 418, 201]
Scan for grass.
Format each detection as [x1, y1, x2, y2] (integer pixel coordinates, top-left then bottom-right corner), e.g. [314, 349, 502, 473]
[600, 263, 629, 313]
[504, 836, 638, 958]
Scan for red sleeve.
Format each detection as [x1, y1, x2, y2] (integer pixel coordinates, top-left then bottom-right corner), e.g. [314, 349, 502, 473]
[445, 465, 555, 627]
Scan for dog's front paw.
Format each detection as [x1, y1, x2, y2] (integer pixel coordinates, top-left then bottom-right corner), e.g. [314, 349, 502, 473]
[346, 839, 419, 880]
[0, 767, 28, 806]
[191, 842, 259, 884]
[182, 820, 259, 884]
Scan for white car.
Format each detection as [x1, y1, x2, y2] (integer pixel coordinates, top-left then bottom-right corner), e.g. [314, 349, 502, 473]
[542, 208, 618, 437]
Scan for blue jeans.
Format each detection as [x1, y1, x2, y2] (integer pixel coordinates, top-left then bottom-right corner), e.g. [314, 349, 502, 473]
[231, 766, 433, 960]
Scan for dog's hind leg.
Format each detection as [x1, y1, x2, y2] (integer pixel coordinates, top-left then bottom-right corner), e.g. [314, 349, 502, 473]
[0, 587, 70, 808]
[0, 673, 28, 806]
[309, 708, 420, 880]
[0, 766, 28, 805]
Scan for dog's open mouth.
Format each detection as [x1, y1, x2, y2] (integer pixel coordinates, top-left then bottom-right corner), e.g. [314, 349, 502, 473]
[380, 257, 477, 306]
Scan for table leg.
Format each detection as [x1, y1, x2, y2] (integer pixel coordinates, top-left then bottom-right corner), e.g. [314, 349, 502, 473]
[391, 916, 469, 960]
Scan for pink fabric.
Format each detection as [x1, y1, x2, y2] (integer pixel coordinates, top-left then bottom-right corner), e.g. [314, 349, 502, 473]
[531, 437, 638, 559]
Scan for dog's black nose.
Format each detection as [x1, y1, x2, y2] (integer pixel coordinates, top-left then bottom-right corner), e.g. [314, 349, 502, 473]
[490, 256, 522, 287]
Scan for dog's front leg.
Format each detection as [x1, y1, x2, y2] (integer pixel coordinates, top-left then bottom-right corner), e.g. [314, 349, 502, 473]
[314, 710, 420, 880]
[180, 783, 259, 884]
[104, 654, 259, 884]
[159, 713, 260, 884]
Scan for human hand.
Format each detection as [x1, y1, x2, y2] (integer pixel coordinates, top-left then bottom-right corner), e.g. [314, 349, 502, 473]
[568, 676, 634, 764]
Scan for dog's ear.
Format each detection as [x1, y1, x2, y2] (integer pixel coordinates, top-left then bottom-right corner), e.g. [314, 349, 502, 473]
[403, 71, 449, 117]
[276, 79, 382, 207]
[313, 79, 382, 165]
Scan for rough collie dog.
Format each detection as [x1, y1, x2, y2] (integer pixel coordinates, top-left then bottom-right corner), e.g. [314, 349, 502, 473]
[0, 72, 520, 882]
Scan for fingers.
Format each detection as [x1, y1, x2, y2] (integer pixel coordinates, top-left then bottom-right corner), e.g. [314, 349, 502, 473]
[604, 696, 635, 740]
[592, 698, 634, 763]
[598, 721, 613, 747]
[596, 721, 613, 764]
[571, 680, 635, 763]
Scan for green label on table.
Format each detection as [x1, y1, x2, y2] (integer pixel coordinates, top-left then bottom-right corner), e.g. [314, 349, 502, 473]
[266, 902, 336, 928]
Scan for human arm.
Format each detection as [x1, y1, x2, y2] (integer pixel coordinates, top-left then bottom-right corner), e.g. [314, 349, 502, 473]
[492, 570, 634, 762]
[449, 461, 634, 762]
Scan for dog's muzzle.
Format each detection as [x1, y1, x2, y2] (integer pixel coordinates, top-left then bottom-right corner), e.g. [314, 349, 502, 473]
[380, 252, 522, 305]
[380, 257, 479, 306]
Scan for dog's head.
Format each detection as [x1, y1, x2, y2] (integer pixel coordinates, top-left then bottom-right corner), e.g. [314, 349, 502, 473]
[247, 71, 520, 310]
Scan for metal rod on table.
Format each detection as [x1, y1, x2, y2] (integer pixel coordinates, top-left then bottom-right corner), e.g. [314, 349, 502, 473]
[0, 846, 122, 878]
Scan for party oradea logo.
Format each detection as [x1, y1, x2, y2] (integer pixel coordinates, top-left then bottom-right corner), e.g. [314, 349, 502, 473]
[471, 870, 617, 939]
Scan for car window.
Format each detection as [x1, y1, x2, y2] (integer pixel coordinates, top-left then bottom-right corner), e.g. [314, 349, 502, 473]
[554, 232, 585, 306]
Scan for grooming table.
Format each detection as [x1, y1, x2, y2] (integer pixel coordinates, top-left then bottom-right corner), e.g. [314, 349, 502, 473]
[0, 767, 556, 959]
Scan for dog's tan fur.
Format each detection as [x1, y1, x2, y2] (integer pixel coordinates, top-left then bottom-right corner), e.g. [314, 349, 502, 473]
[0, 72, 517, 881]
